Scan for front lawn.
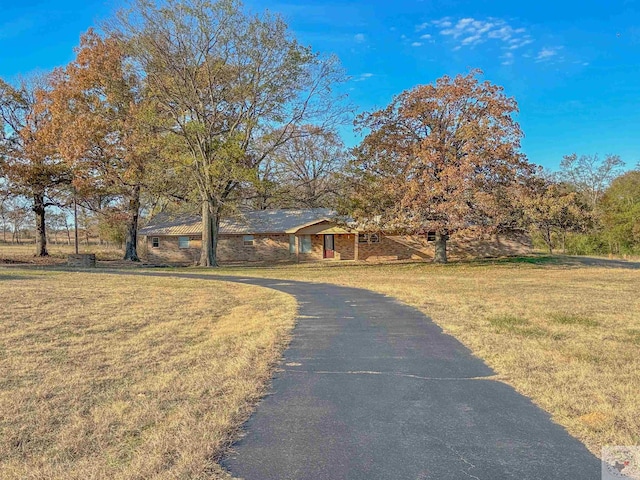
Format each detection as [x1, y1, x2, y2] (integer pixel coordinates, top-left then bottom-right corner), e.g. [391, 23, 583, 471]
[0, 269, 296, 479]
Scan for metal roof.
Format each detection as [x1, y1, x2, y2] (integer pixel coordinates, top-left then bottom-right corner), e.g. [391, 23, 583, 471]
[139, 208, 342, 236]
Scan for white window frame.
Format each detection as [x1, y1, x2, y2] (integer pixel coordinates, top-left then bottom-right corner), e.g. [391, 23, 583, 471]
[178, 236, 190, 249]
[243, 235, 255, 247]
[151, 237, 159, 248]
[359, 233, 380, 244]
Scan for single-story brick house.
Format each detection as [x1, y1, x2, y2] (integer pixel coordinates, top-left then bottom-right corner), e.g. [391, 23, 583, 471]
[139, 208, 531, 265]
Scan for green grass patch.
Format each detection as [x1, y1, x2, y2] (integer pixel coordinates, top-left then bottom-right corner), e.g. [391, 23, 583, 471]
[488, 314, 530, 329]
[549, 313, 599, 327]
[468, 254, 560, 268]
[488, 315, 549, 338]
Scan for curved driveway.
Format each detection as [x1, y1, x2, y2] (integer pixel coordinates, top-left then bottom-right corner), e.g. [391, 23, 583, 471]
[141, 272, 601, 479]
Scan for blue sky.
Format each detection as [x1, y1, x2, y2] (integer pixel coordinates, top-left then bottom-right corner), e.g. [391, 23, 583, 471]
[1, 0, 638, 170]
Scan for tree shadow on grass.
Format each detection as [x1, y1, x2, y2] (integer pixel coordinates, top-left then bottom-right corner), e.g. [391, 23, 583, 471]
[0, 274, 31, 281]
[471, 254, 640, 270]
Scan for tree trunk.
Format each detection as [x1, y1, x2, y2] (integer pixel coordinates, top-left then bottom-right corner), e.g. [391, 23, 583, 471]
[544, 226, 553, 254]
[200, 197, 219, 267]
[33, 193, 48, 257]
[434, 231, 448, 264]
[66, 224, 71, 245]
[123, 185, 141, 262]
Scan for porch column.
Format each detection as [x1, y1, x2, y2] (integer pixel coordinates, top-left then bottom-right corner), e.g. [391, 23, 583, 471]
[354, 231, 359, 261]
[295, 235, 300, 263]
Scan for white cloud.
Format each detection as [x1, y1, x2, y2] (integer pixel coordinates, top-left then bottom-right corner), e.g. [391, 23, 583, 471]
[461, 34, 482, 46]
[507, 37, 534, 50]
[411, 41, 423, 47]
[536, 47, 560, 62]
[411, 16, 571, 66]
[431, 16, 533, 52]
[354, 33, 366, 43]
[501, 51, 514, 65]
[431, 18, 452, 28]
[353, 72, 374, 82]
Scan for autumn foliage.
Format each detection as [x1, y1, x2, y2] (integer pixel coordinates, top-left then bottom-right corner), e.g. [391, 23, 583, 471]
[48, 29, 159, 261]
[350, 70, 533, 262]
[0, 77, 70, 256]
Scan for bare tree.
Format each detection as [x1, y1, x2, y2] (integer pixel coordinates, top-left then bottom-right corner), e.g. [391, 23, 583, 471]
[0, 183, 9, 243]
[6, 199, 31, 244]
[251, 126, 346, 209]
[559, 153, 625, 210]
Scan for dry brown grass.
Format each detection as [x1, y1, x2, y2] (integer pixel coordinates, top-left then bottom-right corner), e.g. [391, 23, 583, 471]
[0, 243, 125, 265]
[0, 269, 296, 479]
[197, 257, 640, 456]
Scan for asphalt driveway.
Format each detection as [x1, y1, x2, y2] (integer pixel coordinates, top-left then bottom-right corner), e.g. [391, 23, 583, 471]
[205, 275, 602, 480]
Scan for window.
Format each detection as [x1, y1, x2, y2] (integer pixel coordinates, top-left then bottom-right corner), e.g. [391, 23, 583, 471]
[151, 237, 159, 248]
[243, 235, 254, 246]
[359, 233, 380, 244]
[289, 234, 296, 254]
[426, 232, 436, 242]
[300, 235, 312, 253]
[178, 236, 190, 249]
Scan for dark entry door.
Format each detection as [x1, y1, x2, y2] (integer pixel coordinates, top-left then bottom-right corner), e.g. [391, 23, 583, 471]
[323, 234, 335, 259]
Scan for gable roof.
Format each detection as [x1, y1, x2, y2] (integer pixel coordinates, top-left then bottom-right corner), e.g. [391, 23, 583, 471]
[139, 208, 346, 236]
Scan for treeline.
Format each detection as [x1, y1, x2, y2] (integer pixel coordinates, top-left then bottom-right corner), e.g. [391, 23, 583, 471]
[526, 155, 640, 256]
[0, 0, 348, 264]
[1, 0, 637, 265]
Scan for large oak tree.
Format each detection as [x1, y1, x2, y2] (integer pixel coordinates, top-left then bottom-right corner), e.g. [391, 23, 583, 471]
[350, 70, 532, 263]
[115, 0, 345, 266]
[0, 77, 69, 256]
[49, 30, 159, 261]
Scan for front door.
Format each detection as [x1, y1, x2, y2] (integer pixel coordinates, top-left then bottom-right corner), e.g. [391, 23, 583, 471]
[323, 234, 335, 259]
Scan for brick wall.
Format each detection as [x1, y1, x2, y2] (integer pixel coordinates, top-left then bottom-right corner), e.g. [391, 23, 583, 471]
[146, 235, 201, 264]
[357, 231, 531, 261]
[144, 230, 531, 265]
[218, 234, 292, 263]
[147, 234, 296, 264]
[334, 234, 356, 260]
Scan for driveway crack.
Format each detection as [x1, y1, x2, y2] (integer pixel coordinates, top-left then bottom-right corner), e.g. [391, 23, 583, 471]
[443, 443, 481, 479]
[283, 369, 497, 381]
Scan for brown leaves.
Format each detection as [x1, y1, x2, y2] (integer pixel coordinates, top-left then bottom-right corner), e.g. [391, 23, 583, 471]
[48, 30, 156, 199]
[351, 70, 531, 235]
[0, 76, 69, 196]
